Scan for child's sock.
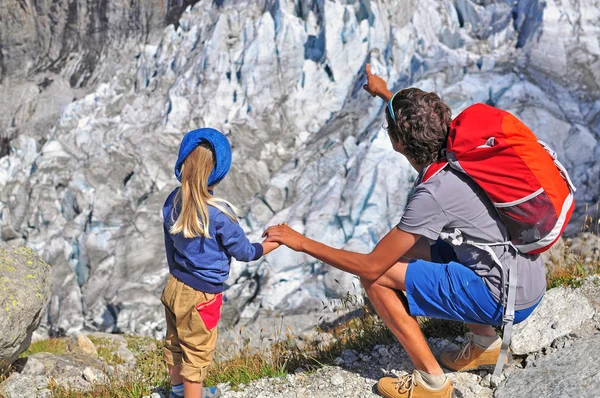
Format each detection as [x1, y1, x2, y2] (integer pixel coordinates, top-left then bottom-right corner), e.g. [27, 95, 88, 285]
[170, 383, 184, 398]
[415, 369, 447, 390]
[472, 333, 501, 349]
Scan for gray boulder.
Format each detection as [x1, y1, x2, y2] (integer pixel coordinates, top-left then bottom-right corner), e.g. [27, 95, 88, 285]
[510, 285, 595, 355]
[0, 373, 52, 398]
[495, 334, 600, 398]
[0, 246, 52, 369]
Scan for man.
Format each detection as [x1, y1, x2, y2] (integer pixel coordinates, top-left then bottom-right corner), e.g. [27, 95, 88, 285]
[263, 65, 545, 398]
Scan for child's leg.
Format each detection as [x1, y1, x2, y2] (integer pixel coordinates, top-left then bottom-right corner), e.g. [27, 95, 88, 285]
[170, 283, 221, 397]
[183, 379, 202, 398]
[169, 364, 184, 386]
[162, 277, 186, 396]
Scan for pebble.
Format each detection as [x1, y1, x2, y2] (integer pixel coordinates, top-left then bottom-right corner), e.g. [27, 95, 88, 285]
[377, 346, 389, 357]
[435, 339, 450, 350]
[330, 373, 344, 386]
[480, 374, 492, 388]
[341, 349, 359, 364]
[81, 367, 98, 383]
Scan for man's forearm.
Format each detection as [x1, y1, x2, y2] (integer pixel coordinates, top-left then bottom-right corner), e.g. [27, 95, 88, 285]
[300, 238, 377, 278]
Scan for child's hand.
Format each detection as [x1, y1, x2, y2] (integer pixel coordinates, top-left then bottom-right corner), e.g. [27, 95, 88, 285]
[261, 241, 280, 255]
[262, 223, 307, 252]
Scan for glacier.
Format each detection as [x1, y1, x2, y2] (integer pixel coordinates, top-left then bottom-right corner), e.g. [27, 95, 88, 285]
[0, 0, 598, 338]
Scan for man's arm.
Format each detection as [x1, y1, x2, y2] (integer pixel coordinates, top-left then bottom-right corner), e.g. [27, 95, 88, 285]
[263, 225, 420, 281]
[401, 236, 432, 262]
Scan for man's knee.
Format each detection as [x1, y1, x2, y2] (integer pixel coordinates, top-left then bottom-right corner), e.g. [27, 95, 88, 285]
[360, 275, 376, 293]
[360, 276, 390, 300]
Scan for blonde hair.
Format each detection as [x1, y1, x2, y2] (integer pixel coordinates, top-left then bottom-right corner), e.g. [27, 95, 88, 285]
[170, 143, 237, 238]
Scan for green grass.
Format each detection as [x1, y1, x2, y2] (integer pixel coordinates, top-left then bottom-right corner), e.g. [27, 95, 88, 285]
[49, 338, 170, 398]
[544, 225, 600, 289]
[19, 338, 67, 358]
[206, 349, 288, 387]
[87, 336, 125, 366]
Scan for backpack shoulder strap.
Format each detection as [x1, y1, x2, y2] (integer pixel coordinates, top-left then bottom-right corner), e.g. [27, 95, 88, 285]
[417, 161, 449, 185]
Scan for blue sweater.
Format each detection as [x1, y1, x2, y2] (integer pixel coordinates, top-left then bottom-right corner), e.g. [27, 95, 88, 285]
[163, 188, 263, 293]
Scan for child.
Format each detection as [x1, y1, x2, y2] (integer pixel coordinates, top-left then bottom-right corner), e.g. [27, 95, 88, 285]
[161, 128, 278, 398]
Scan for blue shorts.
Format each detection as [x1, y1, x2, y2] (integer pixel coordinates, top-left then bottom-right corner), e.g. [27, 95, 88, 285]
[405, 240, 541, 326]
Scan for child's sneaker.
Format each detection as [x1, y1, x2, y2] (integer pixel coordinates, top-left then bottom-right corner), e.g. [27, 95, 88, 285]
[377, 370, 453, 398]
[201, 386, 221, 398]
[439, 334, 508, 371]
[169, 386, 221, 398]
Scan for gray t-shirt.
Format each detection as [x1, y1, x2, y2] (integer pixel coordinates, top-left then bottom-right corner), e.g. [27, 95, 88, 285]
[398, 168, 545, 310]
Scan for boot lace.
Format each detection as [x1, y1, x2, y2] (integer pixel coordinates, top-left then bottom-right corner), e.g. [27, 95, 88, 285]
[457, 334, 475, 360]
[394, 373, 415, 394]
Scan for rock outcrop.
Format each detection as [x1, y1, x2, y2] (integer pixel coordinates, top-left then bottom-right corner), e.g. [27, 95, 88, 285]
[1, 0, 599, 337]
[510, 285, 595, 355]
[496, 334, 600, 398]
[0, 245, 52, 369]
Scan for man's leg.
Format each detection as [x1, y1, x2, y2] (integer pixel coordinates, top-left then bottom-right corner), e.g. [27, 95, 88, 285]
[360, 261, 443, 376]
[467, 323, 497, 337]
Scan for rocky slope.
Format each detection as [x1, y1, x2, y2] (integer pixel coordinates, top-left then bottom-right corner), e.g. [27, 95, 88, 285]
[0, 0, 599, 337]
[1, 277, 599, 398]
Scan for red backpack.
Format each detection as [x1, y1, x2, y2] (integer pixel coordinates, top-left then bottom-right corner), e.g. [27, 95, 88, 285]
[420, 103, 576, 379]
[423, 103, 576, 254]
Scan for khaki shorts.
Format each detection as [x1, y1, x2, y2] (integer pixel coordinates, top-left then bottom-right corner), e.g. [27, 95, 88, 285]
[161, 275, 223, 383]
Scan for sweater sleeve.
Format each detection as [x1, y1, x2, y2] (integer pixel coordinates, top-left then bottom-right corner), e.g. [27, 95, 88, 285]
[163, 223, 177, 270]
[215, 212, 263, 262]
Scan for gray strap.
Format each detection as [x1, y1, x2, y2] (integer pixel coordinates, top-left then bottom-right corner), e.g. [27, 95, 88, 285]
[446, 231, 518, 380]
[493, 258, 517, 379]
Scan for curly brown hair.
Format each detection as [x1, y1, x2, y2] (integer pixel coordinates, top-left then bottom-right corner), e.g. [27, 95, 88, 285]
[385, 88, 452, 165]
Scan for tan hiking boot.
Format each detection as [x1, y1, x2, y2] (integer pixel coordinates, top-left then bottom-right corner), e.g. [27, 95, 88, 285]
[439, 334, 508, 371]
[377, 370, 453, 398]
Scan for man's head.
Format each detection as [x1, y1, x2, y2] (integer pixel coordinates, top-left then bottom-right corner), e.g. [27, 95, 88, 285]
[385, 88, 452, 166]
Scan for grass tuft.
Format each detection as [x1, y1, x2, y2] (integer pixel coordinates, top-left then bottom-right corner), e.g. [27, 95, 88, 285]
[48, 338, 170, 398]
[19, 338, 67, 358]
[545, 213, 600, 289]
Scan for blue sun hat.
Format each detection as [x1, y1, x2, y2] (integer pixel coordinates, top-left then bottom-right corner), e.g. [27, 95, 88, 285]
[174, 128, 232, 186]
